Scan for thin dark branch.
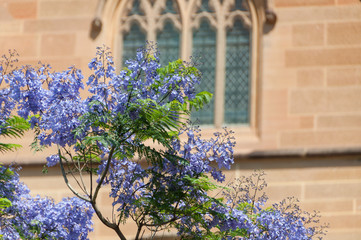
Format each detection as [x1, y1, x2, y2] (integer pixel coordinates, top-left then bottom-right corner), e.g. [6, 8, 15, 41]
[58, 148, 90, 202]
[92, 146, 115, 201]
[89, 147, 93, 199]
[143, 216, 178, 228]
[63, 147, 89, 196]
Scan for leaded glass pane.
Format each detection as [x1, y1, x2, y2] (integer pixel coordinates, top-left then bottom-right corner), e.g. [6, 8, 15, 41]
[233, 0, 248, 11]
[225, 19, 250, 124]
[197, 0, 212, 13]
[122, 22, 146, 65]
[162, 0, 178, 14]
[191, 20, 216, 125]
[157, 21, 180, 66]
[128, 0, 143, 15]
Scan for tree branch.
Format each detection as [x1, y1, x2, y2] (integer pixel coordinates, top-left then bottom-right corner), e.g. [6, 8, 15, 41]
[92, 146, 115, 202]
[91, 201, 127, 240]
[58, 148, 90, 202]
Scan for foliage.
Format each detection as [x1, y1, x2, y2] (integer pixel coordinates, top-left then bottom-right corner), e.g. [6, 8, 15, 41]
[0, 52, 94, 240]
[0, 116, 30, 153]
[208, 170, 328, 240]
[0, 166, 13, 216]
[0, 165, 94, 240]
[0, 45, 327, 239]
[0, 50, 31, 153]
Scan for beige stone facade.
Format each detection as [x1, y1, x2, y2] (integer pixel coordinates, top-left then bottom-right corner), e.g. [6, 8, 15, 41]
[1, 0, 361, 239]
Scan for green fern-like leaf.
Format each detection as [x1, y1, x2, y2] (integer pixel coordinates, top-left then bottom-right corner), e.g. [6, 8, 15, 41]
[188, 91, 213, 111]
[0, 116, 30, 153]
[0, 198, 12, 212]
[0, 143, 23, 154]
[1, 116, 30, 139]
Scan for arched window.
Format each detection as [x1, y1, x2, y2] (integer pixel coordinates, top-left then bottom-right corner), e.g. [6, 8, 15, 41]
[192, 19, 216, 125]
[157, 21, 180, 66]
[122, 22, 146, 66]
[108, 0, 265, 130]
[225, 19, 250, 124]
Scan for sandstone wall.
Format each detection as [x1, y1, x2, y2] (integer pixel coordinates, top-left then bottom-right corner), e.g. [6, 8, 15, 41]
[1, 0, 361, 239]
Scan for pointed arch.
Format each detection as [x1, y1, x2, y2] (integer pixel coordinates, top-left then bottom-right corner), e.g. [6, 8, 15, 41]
[122, 21, 147, 66]
[191, 18, 217, 125]
[157, 20, 181, 65]
[101, 0, 275, 138]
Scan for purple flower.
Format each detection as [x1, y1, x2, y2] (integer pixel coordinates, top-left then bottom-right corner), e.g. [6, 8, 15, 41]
[46, 154, 60, 167]
[0, 166, 94, 239]
[0, 45, 326, 240]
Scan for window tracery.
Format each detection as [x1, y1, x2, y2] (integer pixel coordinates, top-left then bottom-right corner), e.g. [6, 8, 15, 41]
[104, 0, 272, 130]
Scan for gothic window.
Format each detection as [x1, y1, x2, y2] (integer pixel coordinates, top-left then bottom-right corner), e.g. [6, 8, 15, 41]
[116, 0, 257, 128]
[225, 19, 250, 124]
[192, 20, 216, 125]
[157, 21, 180, 66]
[122, 22, 146, 66]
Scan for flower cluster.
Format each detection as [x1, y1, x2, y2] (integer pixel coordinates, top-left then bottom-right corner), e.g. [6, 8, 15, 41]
[211, 171, 328, 240]
[0, 51, 19, 131]
[0, 165, 94, 240]
[0, 45, 326, 239]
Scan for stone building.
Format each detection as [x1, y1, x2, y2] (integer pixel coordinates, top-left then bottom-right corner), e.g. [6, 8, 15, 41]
[1, 0, 361, 239]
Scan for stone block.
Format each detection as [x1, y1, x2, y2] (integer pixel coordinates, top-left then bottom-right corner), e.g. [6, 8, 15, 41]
[356, 198, 361, 212]
[263, 89, 288, 117]
[265, 184, 302, 201]
[280, 130, 361, 148]
[325, 230, 361, 240]
[263, 69, 297, 88]
[36, 57, 82, 71]
[299, 199, 353, 213]
[41, 33, 76, 56]
[0, 4, 12, 20]
[39, 0, 97, 18]
[0, 21, 22, 34]
[337, 0, 361, 4]
[277, 5, 361, 23]
[290, 89, 328, 113]
[24, 18, 91, 33]
[297, 68, 325, 87]
[305, 181, 361, 199]
[290, 88, 361, 114]
[266, 166, 361, 183]
[0, 35, 38, 57]
[286, 48, 361, 67]
[74, 32, 98, 57]
[321, 214, 361, 229]
[293, 24, 325, 47]
[275, 0, 335, 7]
[327, 67, 361, 86]
[317, 115, 361, 129]
[327, 21, 361, 45]
[326, 88, 361, 112]
[22, 175, 70, 191]
[299, 116, 314, 129]
[8, 1, 37, 19]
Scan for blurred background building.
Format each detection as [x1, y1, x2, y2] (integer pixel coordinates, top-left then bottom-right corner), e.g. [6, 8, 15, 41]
[1, 0, 361, 239]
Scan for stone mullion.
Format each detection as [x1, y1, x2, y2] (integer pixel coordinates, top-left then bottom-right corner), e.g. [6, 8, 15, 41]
[145, 2, 157, 43]
[117, 32, 124, 68]
[179, 0, 194, 127]
[214, 3, 226, 128]
[246, 0, 261, 134]
[179, 0, 192, 62]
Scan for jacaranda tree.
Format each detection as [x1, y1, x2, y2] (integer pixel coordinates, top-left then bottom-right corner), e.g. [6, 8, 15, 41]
[0, 45, 327, 239]
[0, 51, 94, 240]
[0, 165, 94, 240]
